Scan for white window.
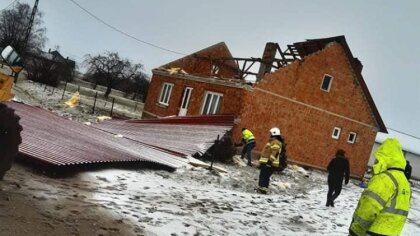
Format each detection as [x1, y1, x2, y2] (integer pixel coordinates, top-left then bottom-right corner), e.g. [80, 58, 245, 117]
[321, 74, 333, 92]
[211, 65, 220, 75]
[348, 132, 357, 144]
[201, 91, 223, 115]
[332, 127, 341, 139]
[159, 83, 174, 106]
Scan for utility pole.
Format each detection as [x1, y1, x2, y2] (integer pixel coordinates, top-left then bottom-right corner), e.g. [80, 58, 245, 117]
[23, 0, 40, 51]
[14, 0, 39, 83]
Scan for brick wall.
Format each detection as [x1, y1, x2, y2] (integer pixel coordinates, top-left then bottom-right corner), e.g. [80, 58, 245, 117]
[232, 42, 379, 178]
[144, 74, 245, 117]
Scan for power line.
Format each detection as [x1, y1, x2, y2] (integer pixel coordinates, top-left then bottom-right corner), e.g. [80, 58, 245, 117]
[1, 0, 18, 11]
[67, 0, 186, 56]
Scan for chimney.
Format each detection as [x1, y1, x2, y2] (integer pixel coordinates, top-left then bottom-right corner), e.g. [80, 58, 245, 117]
[353, 58, 363, 73]
[256, 42, 277, 81]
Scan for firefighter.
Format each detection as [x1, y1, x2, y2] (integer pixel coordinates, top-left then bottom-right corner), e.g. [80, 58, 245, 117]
[240, 128, 256, 166]
[257, 127, 282, 194]
[349, 138, 411, 236]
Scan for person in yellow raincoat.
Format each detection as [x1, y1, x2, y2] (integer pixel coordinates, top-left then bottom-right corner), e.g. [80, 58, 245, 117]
[257, 127, 283, 194]
[349, 138, 411, 236]
[240, 128, 256, 166]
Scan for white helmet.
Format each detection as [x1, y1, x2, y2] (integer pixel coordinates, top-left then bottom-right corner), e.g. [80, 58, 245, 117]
[270, 127, 281, 136]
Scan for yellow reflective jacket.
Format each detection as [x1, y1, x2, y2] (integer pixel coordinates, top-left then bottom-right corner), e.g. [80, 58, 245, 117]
[259, 139, 282, 168]
[350, 138, 411, 236]
[0, 74, 14, 101]
[242, 129, 255, 144]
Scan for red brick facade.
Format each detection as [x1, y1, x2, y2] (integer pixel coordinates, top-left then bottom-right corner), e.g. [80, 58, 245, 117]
[232, 43, 379, 177]
[143, 73, 245, 117]
[144, 38, 385, 178]
[143, 42, 246, 118]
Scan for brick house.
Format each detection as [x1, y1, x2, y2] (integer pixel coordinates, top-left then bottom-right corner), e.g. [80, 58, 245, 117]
[143, 36, 387, 178]
[143, 42, 248, 118]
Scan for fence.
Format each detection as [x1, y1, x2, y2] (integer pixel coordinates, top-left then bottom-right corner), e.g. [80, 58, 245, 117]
[27, 80, 143, 118]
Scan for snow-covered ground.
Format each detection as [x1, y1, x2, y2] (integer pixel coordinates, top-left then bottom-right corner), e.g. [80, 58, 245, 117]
[12, 79, 142, 122]
[1, 161, 419, 236]
[2, 79, 419, 235]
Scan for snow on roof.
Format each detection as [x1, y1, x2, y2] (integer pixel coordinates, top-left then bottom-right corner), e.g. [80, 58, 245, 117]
[376, 129, 420, 155]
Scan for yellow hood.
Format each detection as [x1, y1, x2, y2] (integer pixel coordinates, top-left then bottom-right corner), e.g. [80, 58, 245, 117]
[373, 138, 406, 174]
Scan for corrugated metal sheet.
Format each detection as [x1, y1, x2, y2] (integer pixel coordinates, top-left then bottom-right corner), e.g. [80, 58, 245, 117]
[6, 102, 234, 169]
[7, 102, 188, 169]
[92, 116, 234, 157]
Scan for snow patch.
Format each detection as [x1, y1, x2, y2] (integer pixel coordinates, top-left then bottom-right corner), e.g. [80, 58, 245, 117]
[272, 181, 292, 190]
[232, 155, 247, 167]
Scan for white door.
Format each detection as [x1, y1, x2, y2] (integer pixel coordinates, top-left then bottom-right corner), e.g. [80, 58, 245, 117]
[178, 87, 193, 116]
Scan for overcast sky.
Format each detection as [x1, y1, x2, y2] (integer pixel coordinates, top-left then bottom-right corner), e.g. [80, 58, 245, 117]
[2, 0, 420, 152]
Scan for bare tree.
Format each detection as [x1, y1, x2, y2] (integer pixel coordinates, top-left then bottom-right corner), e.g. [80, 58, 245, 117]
[130, 74, 150, 102]
[84, 52, 145, 98]
[118, 72, 150, 101]
[0, 2, 46, 55]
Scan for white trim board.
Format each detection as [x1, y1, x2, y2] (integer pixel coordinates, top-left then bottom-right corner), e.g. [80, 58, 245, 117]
[253, 87, 377, 130]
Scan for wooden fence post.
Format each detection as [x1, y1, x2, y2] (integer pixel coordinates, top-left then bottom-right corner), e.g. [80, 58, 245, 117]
[110, 98, 115, 117]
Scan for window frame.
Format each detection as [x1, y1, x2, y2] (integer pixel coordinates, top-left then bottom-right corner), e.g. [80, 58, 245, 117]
[320, 74, 334, 92]
[211, 65, 220, 75]
[347, 132, 357, 144]
[200, 91, 223, 115]
[180, 87, 193, 109]
[332, 127, 341, 140]
[158, 82, 174, 106]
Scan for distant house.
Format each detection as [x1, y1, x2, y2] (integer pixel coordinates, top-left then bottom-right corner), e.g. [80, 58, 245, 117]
[26, 49, 76, 85]
[143, 36, 387, 178]
[49, 50, 76, 78]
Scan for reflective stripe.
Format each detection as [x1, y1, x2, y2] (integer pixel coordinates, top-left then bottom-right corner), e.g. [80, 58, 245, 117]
[353, 215, 373, 228]
[383, 207, 409, 217]
[363, 190, 386, 207]
[271, 144, 280, 149]
[246, 139, 256, 144]
[381, 171, 409, 217]
[383, 171, 398, 208]
[259, 158, 268, 164]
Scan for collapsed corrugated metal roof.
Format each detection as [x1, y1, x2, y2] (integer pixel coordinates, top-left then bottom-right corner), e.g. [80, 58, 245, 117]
[7, 102, 234, 169]
[92, 115, 235, 156]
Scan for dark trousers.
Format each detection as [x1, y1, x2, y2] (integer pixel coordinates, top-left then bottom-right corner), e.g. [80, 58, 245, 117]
[327, 177, 343, 202]
[241, 141, 255, 164]
[259, 165, 274, 188]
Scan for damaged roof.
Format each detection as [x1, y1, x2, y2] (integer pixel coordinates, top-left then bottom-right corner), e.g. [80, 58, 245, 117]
[151, 36, 387, 133]
[92, 115, 234, 157]
[8, 102, 233, 169]
[157, 42, 242, 80]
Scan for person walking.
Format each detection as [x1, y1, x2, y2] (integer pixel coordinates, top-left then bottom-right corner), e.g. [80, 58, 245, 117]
[405, 160, 412, 180]
[349, 138, 411, 236]
[240, 128, 256, 166]
[326, 149, 350, 207]
[257, 127, 283, 194]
